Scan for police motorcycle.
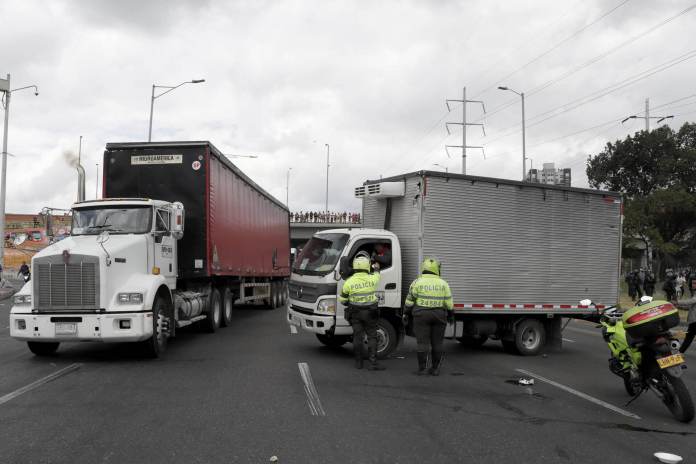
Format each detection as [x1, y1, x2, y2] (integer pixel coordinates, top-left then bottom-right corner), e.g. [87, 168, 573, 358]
[584, 296, 694, 422]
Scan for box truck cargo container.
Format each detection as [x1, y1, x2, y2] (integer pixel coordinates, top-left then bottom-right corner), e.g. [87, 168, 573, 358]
[10, 141, 290, 357]
[287, 171, 621, 356]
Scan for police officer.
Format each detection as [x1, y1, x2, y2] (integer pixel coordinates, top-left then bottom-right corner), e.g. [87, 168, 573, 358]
[338, 255, 385, 371]
[404, 258, 453, 376]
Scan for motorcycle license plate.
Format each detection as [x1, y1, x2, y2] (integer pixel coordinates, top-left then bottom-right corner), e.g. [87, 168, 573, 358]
[656, 353, 684, 369]
[55, 322, 77, 335]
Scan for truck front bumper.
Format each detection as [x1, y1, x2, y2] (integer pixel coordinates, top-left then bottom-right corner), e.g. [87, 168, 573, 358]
[287, 304, 351, 336]
[9, 311, 153, 343]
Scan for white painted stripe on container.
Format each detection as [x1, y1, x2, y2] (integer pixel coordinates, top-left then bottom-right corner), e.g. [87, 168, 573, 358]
[290, 325, 298, 334]
[298, 362, 326, 416]
[515, 368, 640, 420]
[0, 363, 82, 406]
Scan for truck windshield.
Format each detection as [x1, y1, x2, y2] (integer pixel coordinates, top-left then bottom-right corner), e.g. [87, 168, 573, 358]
[293, 233, 349, 275]
[71, 206, 152, 235]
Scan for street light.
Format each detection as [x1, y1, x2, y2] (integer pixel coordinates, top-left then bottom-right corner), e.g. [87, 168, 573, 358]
[0, 74, 39, 267]
[498, 86, 527, 181]
[433, 163, 448, 173]
[148, 79, 205, 142]
[324, 143, 329, 214]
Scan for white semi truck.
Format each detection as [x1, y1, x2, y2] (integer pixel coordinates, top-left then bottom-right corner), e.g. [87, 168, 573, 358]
[10, 141, 291, 357]
[287, 171, 621, 357]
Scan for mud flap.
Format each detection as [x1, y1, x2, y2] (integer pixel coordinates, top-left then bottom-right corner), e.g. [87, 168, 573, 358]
[544, 316, 563, 352]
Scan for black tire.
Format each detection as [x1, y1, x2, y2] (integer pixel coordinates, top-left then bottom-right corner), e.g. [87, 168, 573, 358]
[280, 281, 288, 306]
[142, 296, 168, 358]
[662, 374, 695, 423]
[623, 374, 640, 396]
[202, 289, 222, 333]
[514, 319, 546, 356]
[27, 341, 59, 356]
[266, 281, 278, 310]
[221, 287, 233, 327]
[457, 335, 488, 348]
[361, 318, 398, 359]
[316, 333, 349, 347]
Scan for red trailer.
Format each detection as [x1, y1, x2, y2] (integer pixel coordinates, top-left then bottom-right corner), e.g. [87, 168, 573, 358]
[104, 141, 291, 311]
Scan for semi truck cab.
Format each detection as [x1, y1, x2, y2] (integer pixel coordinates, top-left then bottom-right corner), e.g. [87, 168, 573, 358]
[10, 198, 186, 356]
[286, 228, 404, 357]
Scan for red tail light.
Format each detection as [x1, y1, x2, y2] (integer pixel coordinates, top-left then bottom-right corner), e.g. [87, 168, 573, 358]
[625, 303, 674, 325]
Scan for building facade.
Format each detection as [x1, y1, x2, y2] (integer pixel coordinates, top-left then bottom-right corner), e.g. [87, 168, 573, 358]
[526, 163, 571, 187]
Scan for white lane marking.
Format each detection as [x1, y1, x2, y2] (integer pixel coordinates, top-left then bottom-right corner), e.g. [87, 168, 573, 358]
[290, 325, 298, 334]
[0, 363, 82, 406]
[298, 362, 326, 416]
[515, 368, 640, 420]
[562, 338, 575, 343]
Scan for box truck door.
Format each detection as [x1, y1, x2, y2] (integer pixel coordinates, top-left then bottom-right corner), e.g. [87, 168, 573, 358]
[345, 238, 399, 308]
[154, 208, 176, 287]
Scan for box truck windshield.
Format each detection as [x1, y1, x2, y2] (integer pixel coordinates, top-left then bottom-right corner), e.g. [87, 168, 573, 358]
[71, 206, 152, 235]
[293, 233, 348, 275]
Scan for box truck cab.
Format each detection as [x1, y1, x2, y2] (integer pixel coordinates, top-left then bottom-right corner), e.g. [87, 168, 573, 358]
[10, 198, 187, 357]
[287, 228, 404, 357]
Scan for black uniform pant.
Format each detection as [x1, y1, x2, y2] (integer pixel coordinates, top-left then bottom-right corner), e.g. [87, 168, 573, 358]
[681, 323, 696, 353]
[413, 309, 447, 353]
[347, 307, 379, 358]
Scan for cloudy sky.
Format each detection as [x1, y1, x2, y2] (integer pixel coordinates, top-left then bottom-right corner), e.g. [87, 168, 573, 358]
[1, 0, 695, 215]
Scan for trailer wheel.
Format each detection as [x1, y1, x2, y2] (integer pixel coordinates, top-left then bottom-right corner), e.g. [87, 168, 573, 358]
[273, 281, 281, 308]
[221, 287, 233, 327]
[202, 289, 222, 333]
[514, 319, 546, 356]
[27, 341, 60, 356]
[362, 318, 398, 359]
[281, 281, 288, 306]
[142, 296, 168, 358]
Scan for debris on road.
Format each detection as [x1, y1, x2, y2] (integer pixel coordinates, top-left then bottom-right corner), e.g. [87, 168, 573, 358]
[518, 378, 535, 386]
[653, 452, 682, 464]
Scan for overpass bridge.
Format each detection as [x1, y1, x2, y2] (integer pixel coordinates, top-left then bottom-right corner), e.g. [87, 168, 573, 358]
[290, 222, 362, 248]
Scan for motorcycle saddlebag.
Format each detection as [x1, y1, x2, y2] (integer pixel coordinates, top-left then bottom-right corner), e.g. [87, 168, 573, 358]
[622, 300, 680, 339]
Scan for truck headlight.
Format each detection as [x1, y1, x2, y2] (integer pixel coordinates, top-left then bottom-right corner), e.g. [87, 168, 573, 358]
[317, 298, 336, 315]
[118, 293, 144, 304]
[13, 294, 31, 305]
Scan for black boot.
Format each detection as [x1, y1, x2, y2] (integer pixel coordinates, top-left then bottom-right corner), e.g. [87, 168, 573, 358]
[415, 351, 428, 375]
[368, 356, 385, 371]
[429, 351, 443, 376]
[354, 346, 364, 369]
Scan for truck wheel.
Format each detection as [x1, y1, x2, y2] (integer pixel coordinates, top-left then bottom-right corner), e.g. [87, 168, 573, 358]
[280, 281, 288, 306]
[514, 319, 546, 356]
[202, 289, 222, 333]
[273, 281, 281, 308]
[27, 341, 60, 356]
[316, 333, 349, 347]
[457, 335, 488, 348]
[142, 296, 168, 358]
[221, 287, 233, 327]
[366, 318, 398, 359]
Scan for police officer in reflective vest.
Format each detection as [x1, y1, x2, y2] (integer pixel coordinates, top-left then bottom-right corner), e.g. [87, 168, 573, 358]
[405, 258, 453, 376]
[339, 255, 385, 371]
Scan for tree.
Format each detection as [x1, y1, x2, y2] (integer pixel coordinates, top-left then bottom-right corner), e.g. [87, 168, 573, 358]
[587, 123, 696, 272]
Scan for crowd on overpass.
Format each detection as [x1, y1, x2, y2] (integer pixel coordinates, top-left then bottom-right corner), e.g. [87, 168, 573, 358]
[290, 211, 361, 224]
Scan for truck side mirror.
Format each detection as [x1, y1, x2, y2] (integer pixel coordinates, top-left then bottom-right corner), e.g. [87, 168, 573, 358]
[171, 202, 185, 240]
[339, 256, 352, 280]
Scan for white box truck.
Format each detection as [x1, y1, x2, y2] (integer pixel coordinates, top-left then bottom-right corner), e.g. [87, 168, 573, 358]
[287, 171, 622, 356]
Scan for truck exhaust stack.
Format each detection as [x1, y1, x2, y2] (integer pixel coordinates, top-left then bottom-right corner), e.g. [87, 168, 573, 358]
[76, 163, 85, 202]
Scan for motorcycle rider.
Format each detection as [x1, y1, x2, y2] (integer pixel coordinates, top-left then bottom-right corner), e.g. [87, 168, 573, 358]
[338, 255, 385, 371]
[404, 258, 453, 376]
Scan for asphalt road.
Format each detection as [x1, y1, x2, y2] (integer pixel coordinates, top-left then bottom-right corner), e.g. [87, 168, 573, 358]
[0, 299, 694, 464]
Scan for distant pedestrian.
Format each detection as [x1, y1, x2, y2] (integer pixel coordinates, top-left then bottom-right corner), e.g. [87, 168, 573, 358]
[663, 274, 677, 302]
[626, 272, 636, 300]
[643, 270, 656, 297]
[404, 258, 453, 376]
[689, 269, 696, 298]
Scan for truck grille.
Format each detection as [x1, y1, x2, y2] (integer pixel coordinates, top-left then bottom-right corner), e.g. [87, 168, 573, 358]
[33, 255, 100, 310]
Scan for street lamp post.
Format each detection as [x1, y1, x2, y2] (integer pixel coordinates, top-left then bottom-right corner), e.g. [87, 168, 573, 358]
[324, 143, 329, 215]
[433, 163, 448, 173]
[498, 86, 526, 181]
[148, 79, 205, 142]
[0, 74, 39, 267]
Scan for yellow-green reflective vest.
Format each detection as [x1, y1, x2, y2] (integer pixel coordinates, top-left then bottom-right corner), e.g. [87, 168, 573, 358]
[339, 271, 380, 307]
[405, 274, 453, 310]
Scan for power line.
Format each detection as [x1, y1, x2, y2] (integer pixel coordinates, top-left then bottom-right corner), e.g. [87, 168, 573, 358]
[473, 0, 632, 99]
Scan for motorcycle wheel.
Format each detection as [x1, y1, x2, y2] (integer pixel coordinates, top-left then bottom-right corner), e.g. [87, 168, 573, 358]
[622, 374, 640, 397]
[661, 374, 695, 423]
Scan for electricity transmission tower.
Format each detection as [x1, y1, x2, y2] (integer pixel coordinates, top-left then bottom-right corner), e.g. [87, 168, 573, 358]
[446, 87, 486, 174]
